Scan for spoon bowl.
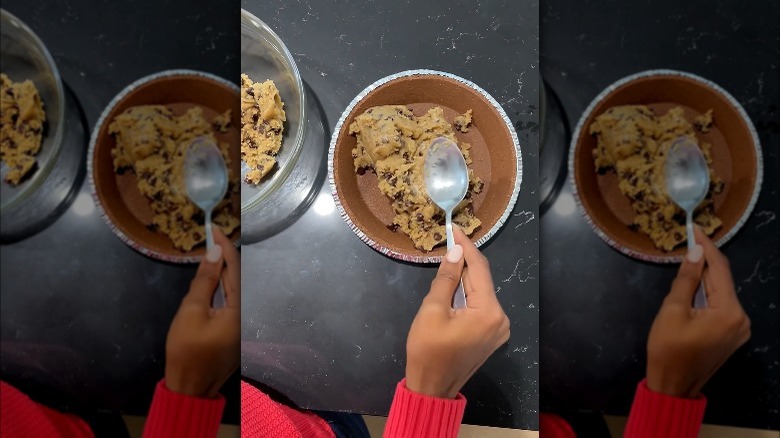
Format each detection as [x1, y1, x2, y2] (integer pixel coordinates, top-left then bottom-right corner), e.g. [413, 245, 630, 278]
[185, 137, 229, 213]
[664, 137, 710, 213]
[425, 137, 469, 212]
[424, 137, 469, 308]
[664, 136, 710, 308]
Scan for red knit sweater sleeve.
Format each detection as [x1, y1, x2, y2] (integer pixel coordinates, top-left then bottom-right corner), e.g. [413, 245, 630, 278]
[0, 380, 94, 438]
[240, 380, 335, 438]
[142, 379, 225, 438]
[539, 413, 576, 437]
[383, 379, 467, 438]
[624, 379, 707, 438]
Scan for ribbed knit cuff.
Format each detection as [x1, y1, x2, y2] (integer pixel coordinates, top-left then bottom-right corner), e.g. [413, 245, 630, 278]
[383, 379, 466, 438]
[624, 378, 707, 438]
[142, 379, 226, 438]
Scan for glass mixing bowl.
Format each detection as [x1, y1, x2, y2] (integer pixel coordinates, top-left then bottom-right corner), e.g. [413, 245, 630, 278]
[240, 9, 306, 213]
[0, 9, 65, 212]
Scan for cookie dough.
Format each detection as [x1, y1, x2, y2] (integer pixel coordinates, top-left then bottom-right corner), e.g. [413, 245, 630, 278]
[350, 105, 483, 251]
[453, 109, 473, 133]
[109, 105, 239, 251]
[590, 105, 723, 251]
[0, 73, 46, 185]
[240, 74, 285, 184]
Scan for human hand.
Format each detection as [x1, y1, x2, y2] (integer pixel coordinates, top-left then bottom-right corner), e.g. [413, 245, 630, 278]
[164, 228, 240, 398]
[405, 227, 510, 399]
[646, 227, 751, 398]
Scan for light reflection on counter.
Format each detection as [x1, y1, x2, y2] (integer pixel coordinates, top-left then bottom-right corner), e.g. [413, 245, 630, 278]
[72, 192, 95, 217]
[312, 192, 335, 216]
[552, 191, 577, 217]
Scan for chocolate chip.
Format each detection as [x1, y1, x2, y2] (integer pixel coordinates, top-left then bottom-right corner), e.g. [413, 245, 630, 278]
[386, 223, 399, 232]
[357, 167, 366, 175]
[434, 232, 442, 241]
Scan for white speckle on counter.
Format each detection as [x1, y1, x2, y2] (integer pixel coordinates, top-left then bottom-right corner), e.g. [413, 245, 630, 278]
[513, 210, 535, 230]
[743, 258, 779, 284]
[502, 256, 538, 284]
[754, 210, 775, 230]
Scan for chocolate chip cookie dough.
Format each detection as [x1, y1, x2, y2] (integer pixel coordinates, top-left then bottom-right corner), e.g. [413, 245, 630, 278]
[0, 73, 46, 185]
[109, 105, 239, 251]
[240, 74, 285, 184]
[590, 105, 724, 251]
[349, 105, 483, 251]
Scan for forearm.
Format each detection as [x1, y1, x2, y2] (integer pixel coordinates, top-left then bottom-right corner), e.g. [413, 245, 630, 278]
[383, 379, 466, 438]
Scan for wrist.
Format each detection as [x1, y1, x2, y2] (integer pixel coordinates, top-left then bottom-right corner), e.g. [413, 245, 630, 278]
[405, 373, 458, 399]
[164, 369, 217, 398]
[646, 373, 699, 399]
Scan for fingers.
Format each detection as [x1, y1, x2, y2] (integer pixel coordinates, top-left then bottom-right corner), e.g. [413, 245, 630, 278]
[695, 227, 736, 307]
[214, 227, 240, 309]
[453, 227, 495, 308]
[664, 241, 705, 308]
[185, 249, 224, 308]
[426, 244, 465, 310]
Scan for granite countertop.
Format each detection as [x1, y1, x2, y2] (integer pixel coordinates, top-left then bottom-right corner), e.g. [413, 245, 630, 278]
[240, 0, 541, 430]
[540, 0, 779, 429]
[0, 0, 240, 423]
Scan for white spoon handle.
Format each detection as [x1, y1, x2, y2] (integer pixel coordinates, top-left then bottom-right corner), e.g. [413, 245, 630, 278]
[445, 212, 467, 309]
[694, 282, 708, 309]
[205, 213, 226, 309]
[453, 282, 467, 309]
[686, 211, 707, 309]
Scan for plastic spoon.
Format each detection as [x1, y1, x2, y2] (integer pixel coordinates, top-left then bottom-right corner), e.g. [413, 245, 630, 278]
[664, 136, 710, 308]
[184, 136, 229, 308]
[424, 137, 469, 309]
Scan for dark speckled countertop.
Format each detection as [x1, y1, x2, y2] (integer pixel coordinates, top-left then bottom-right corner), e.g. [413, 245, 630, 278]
[0, 0, 240, 424]
[540, 0, 779, 430]
[240, 0, 541, 430]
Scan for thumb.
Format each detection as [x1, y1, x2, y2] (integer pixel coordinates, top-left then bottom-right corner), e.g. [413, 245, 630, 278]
[184, 244, 224, 307]
[664, 244, 705, 308]
[425, 244, 465, 310]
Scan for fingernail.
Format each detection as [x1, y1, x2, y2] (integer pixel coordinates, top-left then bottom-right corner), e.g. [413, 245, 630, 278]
[446, 244, 463, 263]
[687, 244, 703, 263]
[206, 244, 222, 263]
